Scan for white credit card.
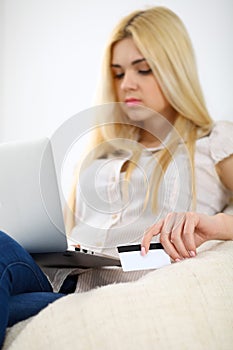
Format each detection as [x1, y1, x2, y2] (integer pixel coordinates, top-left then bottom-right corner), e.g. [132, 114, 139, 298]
[117, 243, 171, 272]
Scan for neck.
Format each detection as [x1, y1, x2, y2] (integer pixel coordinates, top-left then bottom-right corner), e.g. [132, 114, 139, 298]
[139, 110, 177, 148]
[139, 130, 161, 148]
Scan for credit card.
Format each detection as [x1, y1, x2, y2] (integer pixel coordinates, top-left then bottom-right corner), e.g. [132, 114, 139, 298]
[117, 243, 171, 272]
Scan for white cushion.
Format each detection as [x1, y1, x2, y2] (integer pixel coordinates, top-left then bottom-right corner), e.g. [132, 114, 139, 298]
[4, 240, 233, 350]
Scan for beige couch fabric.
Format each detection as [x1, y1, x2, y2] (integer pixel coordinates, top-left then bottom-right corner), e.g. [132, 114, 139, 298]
[3, 241, 233, 350]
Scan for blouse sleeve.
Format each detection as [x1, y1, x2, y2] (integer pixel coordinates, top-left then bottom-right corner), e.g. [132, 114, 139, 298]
[209, 120, 233, 164]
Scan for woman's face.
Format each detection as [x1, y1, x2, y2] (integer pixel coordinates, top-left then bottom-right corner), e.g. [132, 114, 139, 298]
[111, 37, 176, 125]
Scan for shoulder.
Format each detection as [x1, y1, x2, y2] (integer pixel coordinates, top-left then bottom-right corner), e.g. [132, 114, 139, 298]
[208, 120, 233, 164]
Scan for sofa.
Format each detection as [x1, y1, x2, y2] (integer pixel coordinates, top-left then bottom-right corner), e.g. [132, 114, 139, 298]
[2, 239, 233, 350]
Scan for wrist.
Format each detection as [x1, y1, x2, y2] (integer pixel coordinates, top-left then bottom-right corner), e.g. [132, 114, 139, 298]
[213, 213, 233, 241]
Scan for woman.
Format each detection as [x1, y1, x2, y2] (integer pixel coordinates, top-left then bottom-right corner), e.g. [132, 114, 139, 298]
[0, 6, 232, 348]
[66, 7, 233, 263]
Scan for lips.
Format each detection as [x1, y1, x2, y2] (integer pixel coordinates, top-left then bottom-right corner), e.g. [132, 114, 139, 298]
[125, 98, 142, 106]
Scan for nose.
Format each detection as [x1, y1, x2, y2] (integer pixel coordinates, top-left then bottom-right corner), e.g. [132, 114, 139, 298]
[120, 71, 137, 91]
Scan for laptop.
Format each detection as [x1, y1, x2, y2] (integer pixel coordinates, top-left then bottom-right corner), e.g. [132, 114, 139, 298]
[0, 137, 120, 268]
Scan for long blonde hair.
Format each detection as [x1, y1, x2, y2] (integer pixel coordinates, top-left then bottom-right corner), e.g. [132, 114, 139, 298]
[65, 6, 213, 234]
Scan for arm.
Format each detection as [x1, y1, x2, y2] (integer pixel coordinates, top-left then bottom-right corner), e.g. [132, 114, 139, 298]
[212, 154, 233, 238]
[141, 154, 233, 262]
[141, 212, 233, 262]
[215, 154, 233, 191]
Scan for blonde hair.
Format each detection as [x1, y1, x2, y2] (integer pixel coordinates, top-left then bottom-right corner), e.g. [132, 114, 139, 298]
[65, 6, 213, 234]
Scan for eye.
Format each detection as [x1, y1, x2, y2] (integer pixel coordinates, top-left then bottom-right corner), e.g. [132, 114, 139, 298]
[138, 68, 152, 75]
[113, 72, 124, 80]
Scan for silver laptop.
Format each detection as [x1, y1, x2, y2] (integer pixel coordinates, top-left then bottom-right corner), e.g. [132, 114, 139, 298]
[0, 137, 120, 268]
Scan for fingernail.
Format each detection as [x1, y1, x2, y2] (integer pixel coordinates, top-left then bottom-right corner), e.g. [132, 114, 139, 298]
[189, 251, 196, 257]
[175, 258, 181, 262]
[141, 247, 146, 256]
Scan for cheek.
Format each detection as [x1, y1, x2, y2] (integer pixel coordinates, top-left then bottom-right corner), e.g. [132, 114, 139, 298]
[114, 83, 123, 101]
[147, 82, 167, 104]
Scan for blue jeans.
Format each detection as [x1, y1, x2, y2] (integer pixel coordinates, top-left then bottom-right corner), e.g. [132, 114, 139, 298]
[0, 231, 69, 348]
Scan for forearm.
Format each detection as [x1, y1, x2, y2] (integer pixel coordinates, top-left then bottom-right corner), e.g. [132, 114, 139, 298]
[213, 213, 233, 240]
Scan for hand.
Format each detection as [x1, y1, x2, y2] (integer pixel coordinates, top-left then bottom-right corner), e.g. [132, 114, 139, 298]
[141, 212, 219, 262]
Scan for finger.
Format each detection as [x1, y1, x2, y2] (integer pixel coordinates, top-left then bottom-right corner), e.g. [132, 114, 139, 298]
[162, 212, 177, 233]
[159, 230, 182, 262]
[182, 212, 197, 257]
[169, 213, 190, 259]
[141, 219, 164, 254]
[158, 213, 184, 261]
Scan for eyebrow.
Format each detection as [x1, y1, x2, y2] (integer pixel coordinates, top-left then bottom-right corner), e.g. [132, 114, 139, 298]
[111, 58, 146, 68]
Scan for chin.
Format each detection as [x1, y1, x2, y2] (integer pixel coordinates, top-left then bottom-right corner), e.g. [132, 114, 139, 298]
[126, 106, 156, 123]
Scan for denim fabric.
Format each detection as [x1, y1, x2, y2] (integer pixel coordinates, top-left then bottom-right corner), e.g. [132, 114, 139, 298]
[0, 231, 65, 348]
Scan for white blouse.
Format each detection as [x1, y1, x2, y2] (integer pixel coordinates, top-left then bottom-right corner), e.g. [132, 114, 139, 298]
[46, 121, 233, 292]
[70, 121, 233, 257]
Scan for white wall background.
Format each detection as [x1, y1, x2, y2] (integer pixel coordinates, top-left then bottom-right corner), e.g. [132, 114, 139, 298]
[1, 0, 233, 144]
